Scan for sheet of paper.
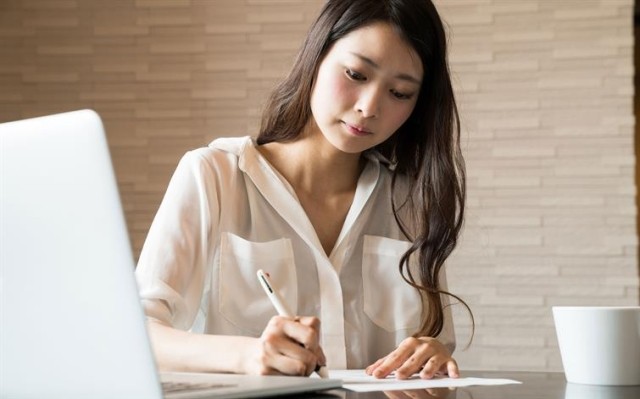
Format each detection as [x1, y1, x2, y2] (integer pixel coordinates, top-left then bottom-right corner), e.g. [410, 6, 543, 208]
[328, 369, 522, 392]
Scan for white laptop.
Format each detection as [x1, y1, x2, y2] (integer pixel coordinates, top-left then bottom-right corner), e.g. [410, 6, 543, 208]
[0, 110, 342, 399]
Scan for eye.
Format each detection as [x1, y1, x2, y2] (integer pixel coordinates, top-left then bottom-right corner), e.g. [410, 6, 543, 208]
[390, 89, 413, 100]
[345, 68, 366, 81]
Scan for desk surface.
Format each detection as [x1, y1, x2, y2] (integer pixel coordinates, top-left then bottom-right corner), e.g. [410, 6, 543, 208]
[314, 370, 640, 399]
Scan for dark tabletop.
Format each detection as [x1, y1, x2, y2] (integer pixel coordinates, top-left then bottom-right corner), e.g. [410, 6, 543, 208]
[304, 370, 640, 399]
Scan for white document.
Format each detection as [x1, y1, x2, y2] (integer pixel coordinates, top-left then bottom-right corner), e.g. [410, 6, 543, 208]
[329, 369, 522, 392]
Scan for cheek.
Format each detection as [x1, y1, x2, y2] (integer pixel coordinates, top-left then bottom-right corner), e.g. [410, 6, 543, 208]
[330, 76, 352, 101]
[315, 70, 353, 107]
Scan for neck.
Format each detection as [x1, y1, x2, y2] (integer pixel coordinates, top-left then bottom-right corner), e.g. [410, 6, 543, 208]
[258, 127, 364, 197]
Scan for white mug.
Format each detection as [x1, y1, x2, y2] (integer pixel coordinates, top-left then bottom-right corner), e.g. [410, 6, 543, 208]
[553, 306, 640, 386]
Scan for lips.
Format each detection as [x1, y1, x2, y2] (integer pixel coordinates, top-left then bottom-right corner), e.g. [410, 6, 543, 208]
[342, 121, 372, 136]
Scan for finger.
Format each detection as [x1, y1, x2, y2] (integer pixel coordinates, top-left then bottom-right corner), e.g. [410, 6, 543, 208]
[263, 315, 295, 337]
[283, 316, 325, 368]
[297, 316, 321, 330]
[269, 352, 312, 376]
[444, 358, 459, 378]
[395, 345, 433, 379]
[250, 336, 290, 376]
[263, 332, 315, 376]
[262, 324, 318, 376]
[315, 344, 327, 367]
[276, 337, 319, 375]
[419, 355, 448, 379]
[365, 357, 385, 375]
[256, 366, 285, 376]
[283, 317, 321, 351]
[372, 339, 418, 379]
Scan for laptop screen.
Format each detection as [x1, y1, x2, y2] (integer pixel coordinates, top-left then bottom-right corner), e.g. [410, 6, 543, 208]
[1, 110, 162, 398]
[0, 110, 342, 399]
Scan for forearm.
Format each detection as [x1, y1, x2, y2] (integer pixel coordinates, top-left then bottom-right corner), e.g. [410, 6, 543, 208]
[147, 319, 255, 374]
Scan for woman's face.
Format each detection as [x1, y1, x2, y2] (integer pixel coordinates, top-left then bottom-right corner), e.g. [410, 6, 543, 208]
[309, 22, 423, 154]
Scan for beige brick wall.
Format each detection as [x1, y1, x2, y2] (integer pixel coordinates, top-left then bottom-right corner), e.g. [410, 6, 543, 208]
[1, 0, 638, 371]
[0, 0, 326, 252]
[436, 0, 640, 371]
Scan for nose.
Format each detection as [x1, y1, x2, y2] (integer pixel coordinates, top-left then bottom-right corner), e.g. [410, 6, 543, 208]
[355, 86, 381, 119]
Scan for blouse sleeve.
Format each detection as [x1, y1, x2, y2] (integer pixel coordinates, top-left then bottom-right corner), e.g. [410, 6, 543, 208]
[135, 150, 219, 330]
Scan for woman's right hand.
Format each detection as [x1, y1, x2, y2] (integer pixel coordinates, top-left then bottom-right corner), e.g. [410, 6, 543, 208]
[242, 315, 326, 376]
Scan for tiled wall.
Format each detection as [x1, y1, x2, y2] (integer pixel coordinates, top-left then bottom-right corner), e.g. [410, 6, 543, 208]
[1, 0, 637, 371]
[436, 0, 639, 370]
[0, 0, 326, 251]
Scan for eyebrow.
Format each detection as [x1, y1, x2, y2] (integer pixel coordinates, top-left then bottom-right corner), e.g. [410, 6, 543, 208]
[350, 52, 422, 85]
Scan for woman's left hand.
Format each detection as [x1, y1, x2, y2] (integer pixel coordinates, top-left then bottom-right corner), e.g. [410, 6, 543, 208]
[365, 337, 459, 380]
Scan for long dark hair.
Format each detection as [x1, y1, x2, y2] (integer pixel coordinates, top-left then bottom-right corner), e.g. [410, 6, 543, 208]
[258, 0, 473, 341]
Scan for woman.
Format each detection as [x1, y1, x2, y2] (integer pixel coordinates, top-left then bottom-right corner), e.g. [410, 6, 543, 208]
[136, 0, 470, 380]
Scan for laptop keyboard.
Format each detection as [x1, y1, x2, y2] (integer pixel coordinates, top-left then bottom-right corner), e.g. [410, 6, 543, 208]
[161, 381, 237, 393]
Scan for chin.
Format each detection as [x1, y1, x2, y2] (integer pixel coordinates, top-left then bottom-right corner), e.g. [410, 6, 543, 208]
[327, 134, 372, 154]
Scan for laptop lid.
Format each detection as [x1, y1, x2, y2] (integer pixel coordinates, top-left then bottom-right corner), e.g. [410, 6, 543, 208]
[0, 110, 341, 399]
[1, 110, 162, 398]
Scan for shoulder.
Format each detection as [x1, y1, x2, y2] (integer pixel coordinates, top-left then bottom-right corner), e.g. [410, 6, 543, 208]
[179, 136, 254, 172]
[207, 136, 253, 155]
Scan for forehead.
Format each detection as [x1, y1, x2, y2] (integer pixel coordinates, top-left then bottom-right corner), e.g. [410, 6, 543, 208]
[326, 22, 423, 80]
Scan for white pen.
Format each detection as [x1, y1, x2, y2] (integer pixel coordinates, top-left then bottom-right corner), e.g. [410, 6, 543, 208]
[257, 269, 329, 379]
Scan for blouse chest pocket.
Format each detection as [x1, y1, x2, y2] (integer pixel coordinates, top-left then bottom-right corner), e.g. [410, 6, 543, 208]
[362, 235, 421, 332]
[218, 232, 297, 336]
